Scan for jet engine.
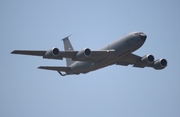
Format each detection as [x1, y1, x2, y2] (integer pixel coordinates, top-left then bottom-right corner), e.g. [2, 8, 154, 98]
[76, 48, 91, 60]
[153, 58, 167, 70]
[141, 54, 154, 65]
[43, 47, 60, 58]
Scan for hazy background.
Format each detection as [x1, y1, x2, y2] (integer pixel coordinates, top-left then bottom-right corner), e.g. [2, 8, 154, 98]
[1, 0, 180, 117]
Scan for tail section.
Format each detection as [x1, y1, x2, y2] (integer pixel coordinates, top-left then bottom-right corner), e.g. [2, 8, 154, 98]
[38, 66, 70, 71]
[62, 35, 75, 66]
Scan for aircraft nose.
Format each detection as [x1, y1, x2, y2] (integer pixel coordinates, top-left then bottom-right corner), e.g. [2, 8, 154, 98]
[140, 34, 147, 42]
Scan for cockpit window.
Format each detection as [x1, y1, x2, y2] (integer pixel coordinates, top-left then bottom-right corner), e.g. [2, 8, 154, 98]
[135, 32, 144, 35]
[138, 32, 144, 34]
[135, 33, 138, 35]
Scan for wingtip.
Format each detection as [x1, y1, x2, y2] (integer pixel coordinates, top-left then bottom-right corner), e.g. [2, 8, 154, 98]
[11, 50, 16, 54]
[38, 66, 43, 69]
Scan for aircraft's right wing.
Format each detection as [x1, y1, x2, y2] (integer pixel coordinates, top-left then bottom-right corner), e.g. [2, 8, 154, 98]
[114, 53, 167, 70]
[115, 53, 144, 67]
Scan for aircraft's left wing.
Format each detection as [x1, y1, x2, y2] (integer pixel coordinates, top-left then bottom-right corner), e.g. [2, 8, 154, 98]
[11, 50, 63, 59]
[11, 50, 115, 62]
[11, 50, 46, 56]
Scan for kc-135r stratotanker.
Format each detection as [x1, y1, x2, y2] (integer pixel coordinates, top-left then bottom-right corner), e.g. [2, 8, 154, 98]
[11, 32, 167, 76]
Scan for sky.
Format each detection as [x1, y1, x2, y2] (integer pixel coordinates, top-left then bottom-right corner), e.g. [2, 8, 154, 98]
[1, 0, 180, 117]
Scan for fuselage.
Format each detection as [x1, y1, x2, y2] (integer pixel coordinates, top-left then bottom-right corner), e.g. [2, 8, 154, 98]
[68, 32, 147, 74]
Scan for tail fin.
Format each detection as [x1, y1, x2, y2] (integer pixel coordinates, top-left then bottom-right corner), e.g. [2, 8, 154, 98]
[62, 35, 75, 66]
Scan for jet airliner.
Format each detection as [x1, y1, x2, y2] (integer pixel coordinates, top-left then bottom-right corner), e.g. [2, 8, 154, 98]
[11, 31, 167, 76]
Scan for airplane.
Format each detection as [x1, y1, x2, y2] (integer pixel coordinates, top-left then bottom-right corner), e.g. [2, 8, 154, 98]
[11, 31, 167, 76]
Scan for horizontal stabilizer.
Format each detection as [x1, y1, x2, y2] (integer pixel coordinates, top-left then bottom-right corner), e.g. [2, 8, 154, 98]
[38, 66, 71, 71]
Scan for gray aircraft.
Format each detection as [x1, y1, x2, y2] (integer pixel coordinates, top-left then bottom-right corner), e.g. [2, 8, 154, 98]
[11, 31, 167, 76]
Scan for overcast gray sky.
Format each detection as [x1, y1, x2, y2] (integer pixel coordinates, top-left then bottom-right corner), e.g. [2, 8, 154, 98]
[1, 0, 180, 117]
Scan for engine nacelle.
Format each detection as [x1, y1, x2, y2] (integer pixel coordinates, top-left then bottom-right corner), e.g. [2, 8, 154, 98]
[43, 47, 60, 58]
[76, 48, 91, 60]
[141, 54, 154, 65]
[153, 58, 167, 70]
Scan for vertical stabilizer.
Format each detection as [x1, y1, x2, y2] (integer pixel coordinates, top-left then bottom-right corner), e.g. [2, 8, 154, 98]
[62, 36, 75, 66]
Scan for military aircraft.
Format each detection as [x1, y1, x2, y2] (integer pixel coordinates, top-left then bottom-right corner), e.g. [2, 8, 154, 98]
[11, 31, 167, 76]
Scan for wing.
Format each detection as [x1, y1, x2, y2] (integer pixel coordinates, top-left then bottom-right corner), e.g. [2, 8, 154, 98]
[11, 50, 115, 62]
[11, 50, 46, 56]
[115, 53, 152, 68]
[11, 50, 63, 59]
